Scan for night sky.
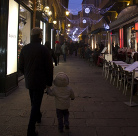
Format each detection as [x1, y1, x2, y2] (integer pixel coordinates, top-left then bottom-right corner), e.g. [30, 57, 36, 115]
[68, 0, 82, 15]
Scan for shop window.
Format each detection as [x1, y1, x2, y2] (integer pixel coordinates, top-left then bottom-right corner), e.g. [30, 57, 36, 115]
[18, 5, 31, 60]
[18, 5, 31, 77]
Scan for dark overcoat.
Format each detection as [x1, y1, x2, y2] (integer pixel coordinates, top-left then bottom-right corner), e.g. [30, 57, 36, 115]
[19, 41, 53, 90]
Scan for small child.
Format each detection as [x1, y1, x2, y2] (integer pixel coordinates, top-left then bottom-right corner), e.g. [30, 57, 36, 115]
[46, 72, 75, 132]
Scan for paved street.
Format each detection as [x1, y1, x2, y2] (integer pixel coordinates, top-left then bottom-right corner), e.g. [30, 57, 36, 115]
[0, 55, 138, 136]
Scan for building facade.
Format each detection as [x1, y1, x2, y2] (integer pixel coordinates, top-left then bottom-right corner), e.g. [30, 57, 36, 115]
[0, 0, 68, 96]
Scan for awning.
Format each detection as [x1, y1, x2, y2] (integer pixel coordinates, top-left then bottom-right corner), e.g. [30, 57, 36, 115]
[109, 5, 138, 30]
[91, 28, 108, 34]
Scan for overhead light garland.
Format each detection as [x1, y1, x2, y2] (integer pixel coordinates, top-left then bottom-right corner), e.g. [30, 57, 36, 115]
[60, 2, 116, 15]
[66, 26, 88, 41]
[66, 17, 103, 25]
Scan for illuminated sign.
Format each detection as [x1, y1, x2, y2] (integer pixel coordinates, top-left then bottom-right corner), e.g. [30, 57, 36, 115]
[7, 0, 19, 75]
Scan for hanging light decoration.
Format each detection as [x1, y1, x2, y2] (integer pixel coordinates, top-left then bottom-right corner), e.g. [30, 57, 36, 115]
[60, 2, 115, 15]
[85, 8, 90, 14]
[66, 26, 88, 41]
[66, 17, 103, 25]
[82, 19, 86, 24]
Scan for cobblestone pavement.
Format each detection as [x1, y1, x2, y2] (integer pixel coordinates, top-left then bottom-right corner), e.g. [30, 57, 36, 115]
[0, 55, 138, 136]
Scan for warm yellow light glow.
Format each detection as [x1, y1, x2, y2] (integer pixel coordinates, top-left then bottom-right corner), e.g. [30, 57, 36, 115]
[68, 24, 71, 27]
[65, 11, 69, 16]
[53, 20, 57, 24]
[127, 2, 130, 6]
[115, 12, 118, 18]
[48, 11, 52, 16]
[44, 6, 49, 12]
[68, 29, 70, 31]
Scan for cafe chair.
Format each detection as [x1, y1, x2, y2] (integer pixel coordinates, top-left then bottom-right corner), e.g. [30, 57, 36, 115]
[103, 59, 110, 79]
[124, 71, 137, 95]
[102, 59, 106, 76]
[110, 63, 119, 85]
[118, 65, 126, 91]
[105, 61, 112, 80]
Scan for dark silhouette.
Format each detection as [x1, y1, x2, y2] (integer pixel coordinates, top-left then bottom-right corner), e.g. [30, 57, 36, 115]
[19, 27, 53, 136]
[55, 41, 61, 64]
[45, 41, 57, 66]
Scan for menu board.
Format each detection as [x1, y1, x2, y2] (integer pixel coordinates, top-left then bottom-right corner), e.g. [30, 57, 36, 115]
[124, 61, 138, 72]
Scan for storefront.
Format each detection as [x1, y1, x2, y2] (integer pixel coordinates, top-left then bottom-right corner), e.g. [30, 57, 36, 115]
[90, 28, 108, 51]
[0, 0, 34, 96]
[109, 5, 138, 51]
[125, 23, 138, 51]
[0, 0, 20, 96]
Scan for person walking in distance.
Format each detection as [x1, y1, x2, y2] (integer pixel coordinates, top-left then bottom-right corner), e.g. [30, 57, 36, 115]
[19, 27, 53, 136]
[55, 41, 61, 64]
[46, 72, 75, 133]
[61, 41, 68, 62]
[45, 41, 57, 67]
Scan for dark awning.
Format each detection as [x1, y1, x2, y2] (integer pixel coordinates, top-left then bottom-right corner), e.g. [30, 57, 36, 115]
[91, 28, 108, 34]
[109, 5, 138, 30]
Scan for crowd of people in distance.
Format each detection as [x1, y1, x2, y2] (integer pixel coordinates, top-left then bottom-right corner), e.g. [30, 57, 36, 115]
[79, 41, 105, 66]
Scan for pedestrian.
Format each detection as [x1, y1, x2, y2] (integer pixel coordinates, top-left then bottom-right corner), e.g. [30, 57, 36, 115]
[55, 41, 61, 64]
[74, 42, 79, 56]
[19, 27, 53, 136]
[46, 72, 75, 133]
[99, 42, 105, 52]
[45, 41, 57, 66]
[61, 41, 68, 62]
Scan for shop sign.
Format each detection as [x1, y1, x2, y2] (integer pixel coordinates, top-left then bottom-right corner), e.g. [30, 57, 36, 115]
[7, 0, 19, 75]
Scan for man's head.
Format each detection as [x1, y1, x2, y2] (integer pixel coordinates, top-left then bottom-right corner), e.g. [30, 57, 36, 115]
[31, 27, 43, 42]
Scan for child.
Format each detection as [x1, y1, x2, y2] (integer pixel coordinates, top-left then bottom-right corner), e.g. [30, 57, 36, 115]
[46, 72, 75, 132]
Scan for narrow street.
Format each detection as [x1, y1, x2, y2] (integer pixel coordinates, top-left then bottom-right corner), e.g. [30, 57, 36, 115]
[0, 55, 138, 136]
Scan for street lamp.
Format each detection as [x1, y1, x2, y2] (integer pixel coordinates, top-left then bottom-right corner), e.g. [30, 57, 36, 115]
[65, 11, 69, 16]
[53, 20, 57, 24]
[68, 24, 71, 27]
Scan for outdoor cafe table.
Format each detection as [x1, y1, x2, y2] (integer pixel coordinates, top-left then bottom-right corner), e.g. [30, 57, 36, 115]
[110, 61, 127, 66]
[118, 64, 138, 79]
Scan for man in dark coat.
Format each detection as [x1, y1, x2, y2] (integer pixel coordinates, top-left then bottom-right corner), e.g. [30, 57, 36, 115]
[19, 27, 53, 136]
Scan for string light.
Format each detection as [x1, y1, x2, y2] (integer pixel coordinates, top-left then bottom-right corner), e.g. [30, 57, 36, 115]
[83, 19, 86, 24]
[85, 8, 90, 14]
[66, 26, 88, 41]
[60, 2, 115, 15]
[66, 17, 104, 25]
